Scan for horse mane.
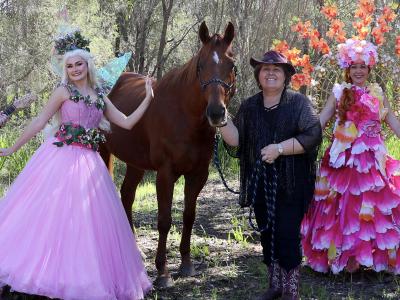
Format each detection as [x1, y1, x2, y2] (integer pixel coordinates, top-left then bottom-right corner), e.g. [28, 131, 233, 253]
[156, 55, 199, 91]
[156, 34, 225, 91]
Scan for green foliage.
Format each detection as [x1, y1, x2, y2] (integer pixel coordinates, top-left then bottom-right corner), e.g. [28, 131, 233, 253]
[0, 120, 42, 194]
[386, 135, 400, 160]
[190, 241, 210, 259]
[213, 138, 240, 179]
[228, 215, 252, 247]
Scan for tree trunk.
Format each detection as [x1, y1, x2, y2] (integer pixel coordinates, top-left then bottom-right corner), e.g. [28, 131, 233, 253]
[155, 0, 174, 79]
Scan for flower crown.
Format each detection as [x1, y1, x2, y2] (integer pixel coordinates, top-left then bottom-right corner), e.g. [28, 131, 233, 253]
[54, 29, 90, 55]
[336, 39, 378, 69]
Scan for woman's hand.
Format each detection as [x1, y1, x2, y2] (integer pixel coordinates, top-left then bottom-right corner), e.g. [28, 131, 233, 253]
[13, 93, 37, 109]
[0, 147, 15, 157]
[0, 112, 8, 128]
[261, 144, 280, 164]
[144, 76, 154, 100]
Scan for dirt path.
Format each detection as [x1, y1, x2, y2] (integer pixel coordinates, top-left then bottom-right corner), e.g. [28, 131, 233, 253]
[136, 178, 400, 300]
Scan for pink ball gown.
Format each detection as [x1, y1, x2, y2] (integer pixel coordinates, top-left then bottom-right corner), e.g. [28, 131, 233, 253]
[0, 89, 152, 299]
[301, 83, 400, 274]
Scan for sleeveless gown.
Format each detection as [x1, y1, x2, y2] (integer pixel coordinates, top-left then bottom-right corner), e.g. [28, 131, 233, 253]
[301, 83, 400, 274]
[0, 95, 152, 299]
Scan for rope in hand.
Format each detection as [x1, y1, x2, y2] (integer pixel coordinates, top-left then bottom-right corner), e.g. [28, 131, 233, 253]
[248, 158, 278, 261]
[212, 133, 240, 194]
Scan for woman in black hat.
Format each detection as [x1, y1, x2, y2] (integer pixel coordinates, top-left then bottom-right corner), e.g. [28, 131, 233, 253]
[220, 50, 322, 300]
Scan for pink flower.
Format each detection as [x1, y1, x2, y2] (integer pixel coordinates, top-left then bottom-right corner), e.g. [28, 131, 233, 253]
[360, 93, 379, 113]
[346, 102, 375, 124]
[336, 39, 378, 69]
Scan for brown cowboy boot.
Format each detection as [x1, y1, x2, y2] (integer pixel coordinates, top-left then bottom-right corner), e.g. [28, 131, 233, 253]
[281, 266, 300, 300]
[256, 262, 282, 300]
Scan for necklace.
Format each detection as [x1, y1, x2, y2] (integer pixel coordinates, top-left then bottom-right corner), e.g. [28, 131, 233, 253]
[63, 83, 106, 111]
[264, 102, 280, 112]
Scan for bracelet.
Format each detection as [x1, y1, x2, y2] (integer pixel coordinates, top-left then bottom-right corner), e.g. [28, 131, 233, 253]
[277, 143, 284, 154]
[3, 104, 16, 116]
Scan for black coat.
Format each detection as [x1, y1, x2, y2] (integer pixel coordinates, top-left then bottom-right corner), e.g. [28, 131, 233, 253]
[233, 90, 322, 212]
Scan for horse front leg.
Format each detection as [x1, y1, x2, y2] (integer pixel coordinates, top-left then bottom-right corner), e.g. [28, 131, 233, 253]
[179, 167, 209, 277]
[120, 165, 145, 229]
[155, 165, 178, 288]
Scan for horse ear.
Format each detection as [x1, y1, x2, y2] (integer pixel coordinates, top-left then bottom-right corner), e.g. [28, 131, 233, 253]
[199, 21, 210, 44]
[223, 22, 235, 45]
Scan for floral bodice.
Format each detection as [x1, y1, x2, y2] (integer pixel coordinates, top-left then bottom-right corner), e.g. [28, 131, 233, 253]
[58, 83, 106, 129]
[59, 99, 103, 129]
[53, 84, 107, 151]
[333, 83, 386, 124]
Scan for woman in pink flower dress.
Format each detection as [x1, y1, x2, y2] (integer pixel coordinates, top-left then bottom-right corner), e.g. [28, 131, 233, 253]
[0, 32, 153, 299]
[301, 39, 400, 274]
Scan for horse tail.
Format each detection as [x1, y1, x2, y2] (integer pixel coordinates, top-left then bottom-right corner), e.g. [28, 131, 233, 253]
[99, 144, 115, 178]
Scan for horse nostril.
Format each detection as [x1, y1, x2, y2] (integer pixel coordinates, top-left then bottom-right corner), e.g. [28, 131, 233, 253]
[207, 106, 226, 120]
[221, 107, 226, 116]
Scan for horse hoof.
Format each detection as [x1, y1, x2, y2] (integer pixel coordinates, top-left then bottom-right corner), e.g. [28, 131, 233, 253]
[154, 275, 174, 288]
[178, 262, 197, 277]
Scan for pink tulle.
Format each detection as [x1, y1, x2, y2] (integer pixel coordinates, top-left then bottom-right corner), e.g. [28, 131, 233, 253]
[0, 99, 152, 299]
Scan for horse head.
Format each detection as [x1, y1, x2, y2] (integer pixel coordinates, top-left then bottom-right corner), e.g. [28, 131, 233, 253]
[197, 21, 236, 127]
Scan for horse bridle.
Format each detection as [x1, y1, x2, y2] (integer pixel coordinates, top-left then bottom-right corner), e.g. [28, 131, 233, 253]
[197, 59, 237, 97]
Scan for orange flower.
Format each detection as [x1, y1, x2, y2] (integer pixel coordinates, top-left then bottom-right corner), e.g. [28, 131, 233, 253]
[382, 6, 396, 22]
[286, 48, 301, 65]
[377, 16, 387, 27]
[374, 35, 385, 46]
[273, 40, 289, 54]
[292, 21, 312, 38]
[359, 0, 375, 14]
[291, 73, 306, 90]
[331, 19, 345, 32]
[352, 21, 363, 31]
[355, 8, 367, 19]
[310, 36, 320, 50]
[321, 5, 338, 21]
[317, 38, 330, 54]
[297, 55, 314, 74]
[293, 73, 311, 87]
[395, 36, 400, 57]
[356, 27, 369, 40]
[361, 15, 373, 27]
[291, 21, 304, 33]
[372, 27, 385, 45]
[378, 21, 391, 33]
[336, 32, 347, 43]
[309, 29, 320, 39]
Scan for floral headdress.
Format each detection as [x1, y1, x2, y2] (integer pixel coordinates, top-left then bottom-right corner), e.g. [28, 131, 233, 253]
[53, 29, 90, 55]
[336, 39, 378, 69]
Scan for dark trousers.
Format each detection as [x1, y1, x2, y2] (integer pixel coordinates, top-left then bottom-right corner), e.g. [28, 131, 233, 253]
[254, 184, 303, 271]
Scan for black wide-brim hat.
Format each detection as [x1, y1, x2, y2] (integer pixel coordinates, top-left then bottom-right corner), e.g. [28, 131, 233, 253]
[250, 50, 296, 76]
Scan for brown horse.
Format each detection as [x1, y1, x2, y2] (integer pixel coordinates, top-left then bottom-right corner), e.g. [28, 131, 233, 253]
[100, 22, 235, 287]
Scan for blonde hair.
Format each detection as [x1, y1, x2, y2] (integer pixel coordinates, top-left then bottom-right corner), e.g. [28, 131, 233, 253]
[61, 49, 99, 88]
[44, 49, 110, 139]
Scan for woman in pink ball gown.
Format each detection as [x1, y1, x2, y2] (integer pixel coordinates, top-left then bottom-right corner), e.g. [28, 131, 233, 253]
[0, 46, 153, 299]
[302, 39, 400, 274]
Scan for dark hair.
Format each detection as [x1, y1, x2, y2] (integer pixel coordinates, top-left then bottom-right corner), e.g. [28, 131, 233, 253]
[254, 64, 292, 89]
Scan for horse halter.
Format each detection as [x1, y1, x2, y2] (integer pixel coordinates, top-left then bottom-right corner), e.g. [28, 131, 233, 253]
[197, 59, 237, 98]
